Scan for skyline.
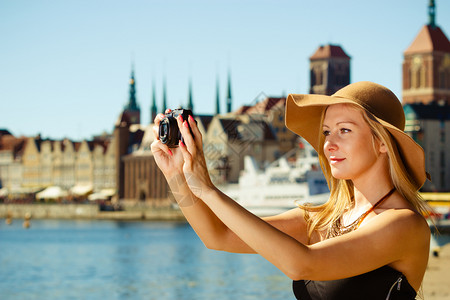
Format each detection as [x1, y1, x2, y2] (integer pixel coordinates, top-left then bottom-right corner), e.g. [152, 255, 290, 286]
[2, 0, 450, 141]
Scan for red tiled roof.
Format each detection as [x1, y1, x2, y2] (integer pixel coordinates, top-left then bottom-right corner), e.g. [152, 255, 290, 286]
[0, 135, 26, 158]
[245, 97, 286, 114]
[404, 25, 450, 55]
[310, 44, 350, 60]
[234, 105, 252, 114]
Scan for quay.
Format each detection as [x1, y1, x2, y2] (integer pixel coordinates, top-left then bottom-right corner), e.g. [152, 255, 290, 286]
[0, 203, 185, 221]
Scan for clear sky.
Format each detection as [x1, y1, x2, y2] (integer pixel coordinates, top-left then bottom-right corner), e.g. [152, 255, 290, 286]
[1, 0, 450, 141]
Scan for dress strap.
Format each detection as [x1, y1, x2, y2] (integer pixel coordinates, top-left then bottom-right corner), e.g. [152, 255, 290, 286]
[355, 188, 396, 229]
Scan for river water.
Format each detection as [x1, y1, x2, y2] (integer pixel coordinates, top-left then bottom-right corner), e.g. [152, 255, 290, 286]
[0, 219, 292, 300]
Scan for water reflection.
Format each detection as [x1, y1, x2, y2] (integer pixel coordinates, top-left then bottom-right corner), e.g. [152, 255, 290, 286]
[0, 220, 292, 299]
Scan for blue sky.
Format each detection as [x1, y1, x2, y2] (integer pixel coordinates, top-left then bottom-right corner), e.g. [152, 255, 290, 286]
[1, 0, 450, 140]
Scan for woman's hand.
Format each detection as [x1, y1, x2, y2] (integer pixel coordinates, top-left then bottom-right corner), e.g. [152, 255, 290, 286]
[150, 110, 185, 178]
[176, 113, 216, 199]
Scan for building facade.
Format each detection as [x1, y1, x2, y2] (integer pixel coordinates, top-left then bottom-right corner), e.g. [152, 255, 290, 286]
[0, 132, 25, 191]
[204, 113, 279, 184]
[401, 0, 450, 192]
[309, 44, 351, 96]
[402, 0, 450, 105]
[404, 103, 450, 191]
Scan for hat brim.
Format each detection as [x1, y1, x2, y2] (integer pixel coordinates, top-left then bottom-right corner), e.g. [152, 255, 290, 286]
[285, 94, 427, 189]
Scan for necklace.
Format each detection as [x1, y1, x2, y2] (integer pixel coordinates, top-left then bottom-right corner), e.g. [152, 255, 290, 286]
[326, 188, 396, 238]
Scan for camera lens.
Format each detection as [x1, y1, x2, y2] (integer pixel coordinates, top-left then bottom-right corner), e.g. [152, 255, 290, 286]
[159, 116, 179, 147]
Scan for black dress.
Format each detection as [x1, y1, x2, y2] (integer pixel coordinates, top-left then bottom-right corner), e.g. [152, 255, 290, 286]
[292, 265, 417, 299]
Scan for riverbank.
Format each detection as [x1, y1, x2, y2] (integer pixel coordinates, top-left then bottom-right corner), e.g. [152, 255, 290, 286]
[0, 203, 185, 221]
[422, 243, 450, 299]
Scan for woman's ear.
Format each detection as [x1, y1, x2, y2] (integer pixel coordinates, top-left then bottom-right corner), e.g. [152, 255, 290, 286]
[378, 141, 388, 154]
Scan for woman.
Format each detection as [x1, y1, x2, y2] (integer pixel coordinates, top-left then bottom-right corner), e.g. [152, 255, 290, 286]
[151, 81, 432, 299]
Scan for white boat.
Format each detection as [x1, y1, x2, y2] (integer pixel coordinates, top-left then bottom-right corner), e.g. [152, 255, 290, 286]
[219, 145, 330, 216]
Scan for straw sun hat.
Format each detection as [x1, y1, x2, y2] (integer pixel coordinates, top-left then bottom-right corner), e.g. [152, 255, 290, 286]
[285, 81, 428, 189]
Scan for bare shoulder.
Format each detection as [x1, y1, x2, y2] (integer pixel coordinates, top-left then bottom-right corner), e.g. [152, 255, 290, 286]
[373, 209, 431, 289]
[381, 208, 428, 230]
[371, 208, 430, 240]
[367, 208, 431, 272]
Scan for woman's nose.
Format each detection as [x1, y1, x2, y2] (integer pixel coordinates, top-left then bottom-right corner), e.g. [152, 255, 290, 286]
[324, 136, 338, 152]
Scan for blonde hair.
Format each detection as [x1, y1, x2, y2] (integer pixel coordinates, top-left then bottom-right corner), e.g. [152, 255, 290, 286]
[300, 104, 433, 242]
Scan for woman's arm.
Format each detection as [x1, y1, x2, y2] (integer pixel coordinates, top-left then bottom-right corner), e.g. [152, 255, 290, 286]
[151, 113, 309, 253]
[178, 115, 430, 283]
[166, 176, 309, 253]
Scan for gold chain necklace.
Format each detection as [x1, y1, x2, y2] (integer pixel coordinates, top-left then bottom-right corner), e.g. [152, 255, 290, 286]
[326, 188, 396, 238]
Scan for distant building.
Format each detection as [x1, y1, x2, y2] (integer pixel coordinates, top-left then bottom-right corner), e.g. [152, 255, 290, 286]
[204, 113, 279, 184]
[244, 96, 298, 154]
[402, 0, 450, 192]
[0, 131, 25, 190]
[122, 126, 170, 205]
[309, 44, 351, 95]
[404, 103, 450, 191]
[402, 0, 450, 105]
[114, 111, 145, 200]
[122, 66, 141, 125]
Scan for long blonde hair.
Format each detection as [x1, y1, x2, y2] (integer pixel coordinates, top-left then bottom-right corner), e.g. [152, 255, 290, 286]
[300, 104, 433, 242]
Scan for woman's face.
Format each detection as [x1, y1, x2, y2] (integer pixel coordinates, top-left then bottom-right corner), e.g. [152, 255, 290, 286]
[322, 104, 386, 182]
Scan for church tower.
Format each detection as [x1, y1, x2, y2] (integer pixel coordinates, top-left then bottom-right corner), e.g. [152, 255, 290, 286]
[187, 78, 194, 111]
[309, 44, 351, 95]
[150, 79, 157, 123]
[402, 0, 450, 104]
[122, 66, 141, 124]
[226, 70, 232, 113]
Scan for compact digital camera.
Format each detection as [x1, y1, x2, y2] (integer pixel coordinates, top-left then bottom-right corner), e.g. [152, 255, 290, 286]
[158, 109, 195, 147]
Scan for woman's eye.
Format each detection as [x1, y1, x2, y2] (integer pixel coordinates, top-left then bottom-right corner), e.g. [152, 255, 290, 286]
[340, 128, 351, 133]
[322, 130, 330, 136]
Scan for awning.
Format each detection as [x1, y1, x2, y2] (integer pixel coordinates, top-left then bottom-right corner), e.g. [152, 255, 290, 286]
[71, 184, 93, 196]
[100, 189, 116, 197]
[87, 189, 115, 201]
[87, 192, 108, 201]
[36, 186, 68, 200]
[0, 188, 8, 197]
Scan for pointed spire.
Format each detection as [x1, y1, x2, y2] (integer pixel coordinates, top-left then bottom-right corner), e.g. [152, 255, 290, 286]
[215, 75, 221, 115]
[125, 64, 139, 111]
[187, 78, 194, 111]
[162, 76, 167, 113]
[226, 69, 232, 113]
[150, 79, 157, 123]
[428, 0, 436, 28]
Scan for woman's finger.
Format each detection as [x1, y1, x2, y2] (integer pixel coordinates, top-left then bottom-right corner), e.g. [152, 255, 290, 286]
[187, 115, 203, 148]
[151, 139, 173, 157]
[178, 139, 193, 168]
[180, 119, 197, 155]
[152, 125, 159, 140]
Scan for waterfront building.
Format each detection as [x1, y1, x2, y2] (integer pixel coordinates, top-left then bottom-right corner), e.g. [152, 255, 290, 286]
[71, 140, 94, 197]
[204, 113, 278, 184]
[12, 132, 117, 201]
[309, 44, 351, 96]
[56, 139, 76, 190]
[122, 126, 170, 205]
[39, 139, 53, 187]
[243, 96, 298, 154]
[114, 112, 145, 200]
[0, 131, 25, 191]
[22, 136, 42, 189]
[404, 103, 450, 191]
[92, 139, 114, 193]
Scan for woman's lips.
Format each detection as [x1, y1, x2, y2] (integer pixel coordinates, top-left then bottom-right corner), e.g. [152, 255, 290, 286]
[329, 156, 345, 165]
